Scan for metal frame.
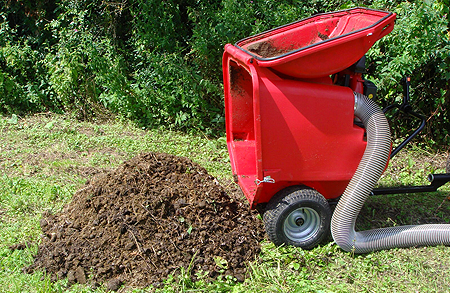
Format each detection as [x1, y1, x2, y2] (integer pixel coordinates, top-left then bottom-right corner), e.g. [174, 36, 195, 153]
[372, 77, 450, 196]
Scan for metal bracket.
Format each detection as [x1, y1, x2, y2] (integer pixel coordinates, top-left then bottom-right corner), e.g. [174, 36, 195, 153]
[372, 173, 450, 195]
[383, 76, 426, 158]
[256, 176, 276, 185]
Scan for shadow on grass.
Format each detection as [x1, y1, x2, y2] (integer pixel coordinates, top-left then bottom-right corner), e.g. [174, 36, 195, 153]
[356, 190, 450, 231]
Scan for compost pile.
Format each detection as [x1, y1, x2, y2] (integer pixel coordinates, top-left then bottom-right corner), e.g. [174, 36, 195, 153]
[26, 153, 265, 289]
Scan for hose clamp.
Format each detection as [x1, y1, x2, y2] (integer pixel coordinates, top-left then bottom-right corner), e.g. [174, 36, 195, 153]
[354, 92, 359, 111]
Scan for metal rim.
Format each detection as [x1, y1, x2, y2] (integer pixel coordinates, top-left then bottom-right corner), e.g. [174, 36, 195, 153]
[283, 207, 320, 242]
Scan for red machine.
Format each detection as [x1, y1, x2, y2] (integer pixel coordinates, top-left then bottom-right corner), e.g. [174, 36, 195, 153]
[223, 8, 395, 248]
[223, 8, 450, 250]
[224, 7, 395, 206]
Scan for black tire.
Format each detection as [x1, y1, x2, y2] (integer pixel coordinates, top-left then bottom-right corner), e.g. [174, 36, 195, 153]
[263, 186, 331, 249]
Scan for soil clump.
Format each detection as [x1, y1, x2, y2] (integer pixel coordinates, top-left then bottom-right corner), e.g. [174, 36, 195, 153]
[26, 153, 265, 289]
[247, 41, 290, 58]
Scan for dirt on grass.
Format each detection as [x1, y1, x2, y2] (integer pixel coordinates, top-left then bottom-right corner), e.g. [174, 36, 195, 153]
[25, 152, 265, 290]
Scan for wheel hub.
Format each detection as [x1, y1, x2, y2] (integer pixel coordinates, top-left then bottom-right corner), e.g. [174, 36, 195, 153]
[283, 207, 320, 243]
[295, 217, 305, 226]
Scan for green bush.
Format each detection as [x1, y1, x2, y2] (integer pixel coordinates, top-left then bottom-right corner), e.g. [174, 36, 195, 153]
[0, 31, 50, 113]
[131, 51, 223, 133]
[45, 9, 130, 119]
[0, 0, 448, 142]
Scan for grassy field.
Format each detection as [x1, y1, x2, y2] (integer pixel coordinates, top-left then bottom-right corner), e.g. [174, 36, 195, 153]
[1, 113, 449, 292]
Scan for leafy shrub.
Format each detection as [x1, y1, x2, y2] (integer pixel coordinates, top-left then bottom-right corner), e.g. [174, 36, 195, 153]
[0, 13, 52, 114]
[131, 51, 223, 133]
[130, 0, 195, 54]
[366, 0, 450, 146]
[45, 9, 129, 119]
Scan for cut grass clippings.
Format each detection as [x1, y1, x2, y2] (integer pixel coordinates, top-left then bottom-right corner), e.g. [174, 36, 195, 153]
[0, 113, 450, 292]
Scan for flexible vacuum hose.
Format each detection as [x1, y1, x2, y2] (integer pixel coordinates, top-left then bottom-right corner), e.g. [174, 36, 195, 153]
[331, 92, 450, 253]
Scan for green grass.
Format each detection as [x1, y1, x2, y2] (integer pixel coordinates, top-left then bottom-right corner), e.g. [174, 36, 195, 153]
[1, 113, 450, 292]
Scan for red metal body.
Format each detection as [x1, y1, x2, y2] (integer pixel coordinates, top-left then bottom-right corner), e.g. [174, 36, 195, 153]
[223, 8, 396, 208]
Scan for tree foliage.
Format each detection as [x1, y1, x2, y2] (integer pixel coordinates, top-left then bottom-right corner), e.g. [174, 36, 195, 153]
[0, 0, 449, 143]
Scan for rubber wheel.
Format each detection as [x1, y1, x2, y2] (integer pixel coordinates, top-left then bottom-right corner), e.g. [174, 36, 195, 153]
[263, 186, 331, 249]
